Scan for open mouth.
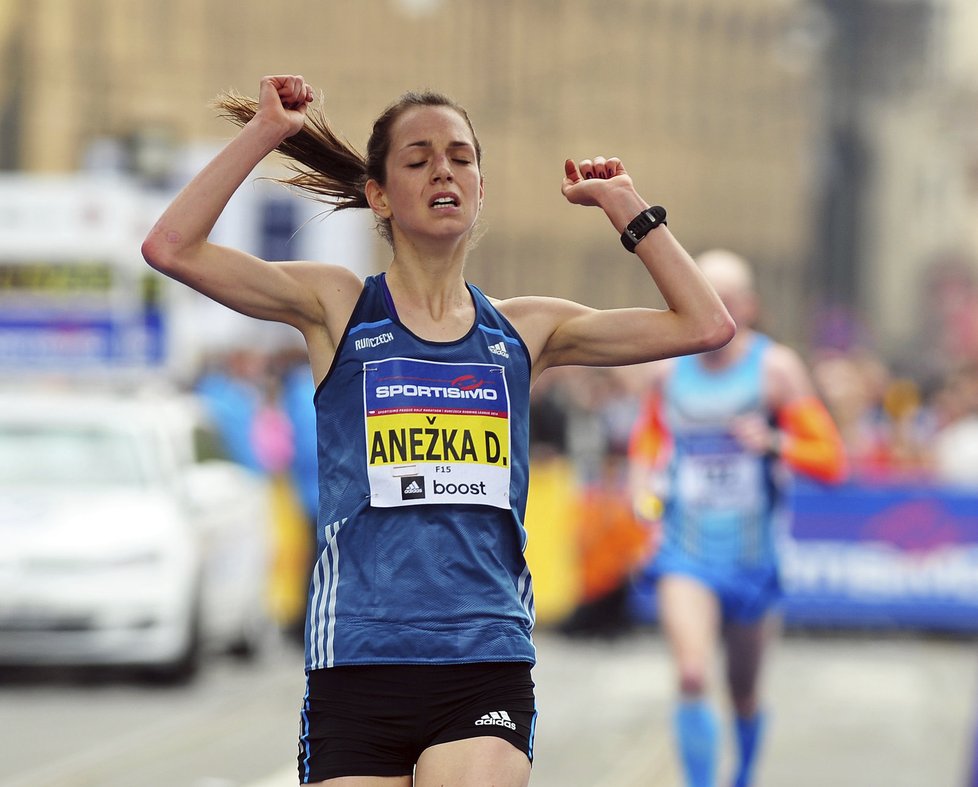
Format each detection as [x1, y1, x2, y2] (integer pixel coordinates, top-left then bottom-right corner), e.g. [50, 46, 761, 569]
[430, 195, 460, 209]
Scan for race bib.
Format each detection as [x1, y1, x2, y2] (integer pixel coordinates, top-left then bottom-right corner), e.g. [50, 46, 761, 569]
[676, 452, 763, 510]
[363, 357, 512, 509]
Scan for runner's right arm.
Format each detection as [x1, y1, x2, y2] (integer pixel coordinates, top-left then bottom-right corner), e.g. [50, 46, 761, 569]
[140, 76, 362, 357]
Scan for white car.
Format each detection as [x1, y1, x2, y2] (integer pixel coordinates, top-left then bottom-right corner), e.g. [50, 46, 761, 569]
[0, 388, 274, 681]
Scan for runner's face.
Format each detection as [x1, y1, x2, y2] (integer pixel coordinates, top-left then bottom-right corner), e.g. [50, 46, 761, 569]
[378, 106, 483, 244]
[703, 263, 759, 329]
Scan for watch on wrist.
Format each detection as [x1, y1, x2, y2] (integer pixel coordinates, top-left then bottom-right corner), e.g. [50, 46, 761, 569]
[620, 205, 667, 253]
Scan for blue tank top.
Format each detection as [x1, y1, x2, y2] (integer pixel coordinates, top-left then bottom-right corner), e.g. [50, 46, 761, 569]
[305, 274, 535, 670]
[660, 334, 782, 569]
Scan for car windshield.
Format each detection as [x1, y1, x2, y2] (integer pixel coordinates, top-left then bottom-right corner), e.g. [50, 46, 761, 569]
[0, 424, 150, 487]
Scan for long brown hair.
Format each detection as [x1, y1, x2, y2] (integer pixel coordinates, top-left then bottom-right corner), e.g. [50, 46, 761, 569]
[214, 89, 482, 246]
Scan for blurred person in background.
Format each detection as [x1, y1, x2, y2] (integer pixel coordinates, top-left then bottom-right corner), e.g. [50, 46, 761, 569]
[628, 249, 847, 787]
[142, 74, 733, 786]
[194, 347, 312, 632]
[278, 347, 322, 643]
[195, 348, 268, 471]
[813, 349, 936, 482]
[873, 376, 935, 480]
[557, 439, 652, 639]
[523, 368, 582, 627]
[932, 363, 978, 488]
[809, 349, 890, 478]
[541, 367, 651, 637]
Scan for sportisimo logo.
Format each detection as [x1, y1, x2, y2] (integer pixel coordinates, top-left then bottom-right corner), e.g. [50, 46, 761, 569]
[375, 383, 497, 400]
[475, 711, 516, 730]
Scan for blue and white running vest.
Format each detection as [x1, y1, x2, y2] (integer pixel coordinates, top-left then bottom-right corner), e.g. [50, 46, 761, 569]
[305, 274, 535, 670]
[659, 334, 782, 570]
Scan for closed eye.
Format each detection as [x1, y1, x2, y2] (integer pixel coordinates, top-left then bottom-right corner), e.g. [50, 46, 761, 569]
[407, 161, 426, 169]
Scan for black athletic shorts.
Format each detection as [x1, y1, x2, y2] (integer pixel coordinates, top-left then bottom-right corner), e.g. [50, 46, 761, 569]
[297, 661, 537, 783]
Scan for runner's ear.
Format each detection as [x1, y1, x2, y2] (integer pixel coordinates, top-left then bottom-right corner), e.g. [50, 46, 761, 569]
[366, 179, 392, 219]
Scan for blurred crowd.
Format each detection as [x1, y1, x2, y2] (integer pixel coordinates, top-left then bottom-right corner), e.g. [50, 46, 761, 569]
[190, 346, 318, 640]
[810, 348, 978, 486]
[526, 346, 978, 490]
[187, 321, 978, 637]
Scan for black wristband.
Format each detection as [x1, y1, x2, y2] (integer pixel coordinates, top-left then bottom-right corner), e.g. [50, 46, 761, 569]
[620, 205, 667, 253]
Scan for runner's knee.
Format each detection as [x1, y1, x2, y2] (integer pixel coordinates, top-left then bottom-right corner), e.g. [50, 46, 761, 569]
[679, 667, 708, 697]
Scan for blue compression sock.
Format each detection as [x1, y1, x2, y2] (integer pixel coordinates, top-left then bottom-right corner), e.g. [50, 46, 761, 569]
[732, 711, 766, 787]
[674, 698, 719, 787]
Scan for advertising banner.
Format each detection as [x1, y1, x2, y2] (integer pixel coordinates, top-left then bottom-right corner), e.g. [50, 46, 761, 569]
[0, 262, 164, 369]
[781, 480, 978, 632]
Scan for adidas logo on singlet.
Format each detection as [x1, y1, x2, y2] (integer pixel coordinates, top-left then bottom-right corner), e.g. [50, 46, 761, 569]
[475, 710, 516, 730]
[488, 341, 509, 359]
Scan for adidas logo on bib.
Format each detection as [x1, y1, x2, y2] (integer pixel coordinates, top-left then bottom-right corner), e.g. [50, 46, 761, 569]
[475, 710, 516, 730]
[400, 475, 426, 500]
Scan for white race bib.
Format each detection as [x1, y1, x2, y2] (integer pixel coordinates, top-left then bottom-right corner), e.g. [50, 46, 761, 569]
[676, 452, 763, 511]
[363, 357, 512, 509]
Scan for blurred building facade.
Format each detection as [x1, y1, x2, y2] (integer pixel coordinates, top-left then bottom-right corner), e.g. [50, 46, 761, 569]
[814, 0, 978, 376]
[1, 0, 977, 371]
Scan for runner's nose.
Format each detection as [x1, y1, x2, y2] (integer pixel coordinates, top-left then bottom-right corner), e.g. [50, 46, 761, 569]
[431, 154, 453, 182]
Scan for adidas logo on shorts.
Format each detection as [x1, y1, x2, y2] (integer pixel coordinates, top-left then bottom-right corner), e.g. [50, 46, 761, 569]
[475, 710, 516, 730]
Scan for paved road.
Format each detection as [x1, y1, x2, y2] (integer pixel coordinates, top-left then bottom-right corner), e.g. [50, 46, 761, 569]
[1, 628, 975, 786]
[536, 629, 978, 787]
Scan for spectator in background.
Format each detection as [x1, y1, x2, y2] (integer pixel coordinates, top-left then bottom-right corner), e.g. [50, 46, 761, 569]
[629, 250, 847, 787]
[810, 349, 887, 476]
[933, 363, 978, 487]
[527, 369, 571, 461]
[195, 348, 267, 472]
[195, 347, 312, 632]
[278, 349, 319, 518]
[557, 440, 651, 639]
[278, 348, 320, 642]
[811, 349, 935, 482]
[523, 369, 582, 627]
[251, 374, 294, 475]
[874, 376, 935, 480]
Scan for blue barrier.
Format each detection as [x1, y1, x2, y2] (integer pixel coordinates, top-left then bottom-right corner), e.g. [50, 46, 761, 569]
[628, 480, 978, 633]
[782, 480, 978, 632]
